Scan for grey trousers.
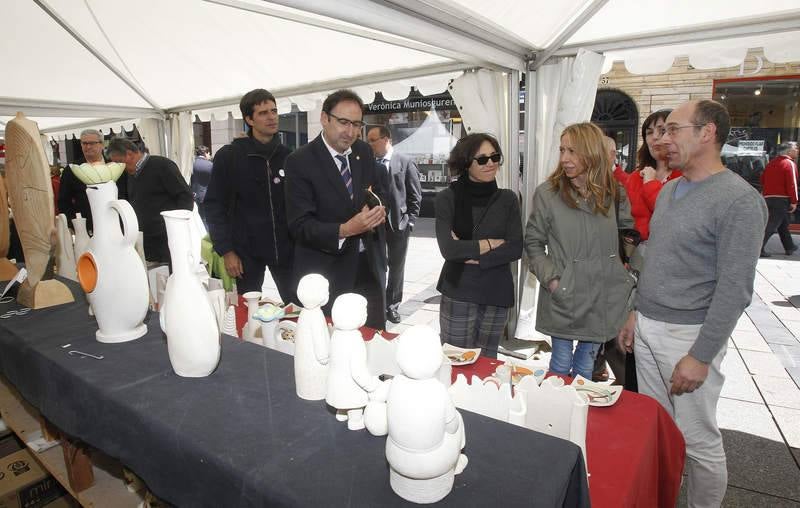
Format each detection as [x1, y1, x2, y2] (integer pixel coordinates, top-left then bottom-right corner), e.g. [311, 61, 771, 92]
[635, 312, 728, 508]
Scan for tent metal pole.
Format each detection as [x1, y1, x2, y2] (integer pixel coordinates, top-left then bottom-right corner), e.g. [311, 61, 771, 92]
[261, 0, 525, 70]
[33, 0, 163, 112]
[552, 12, 800, 56]
[506, 69, 521, 340]
[0, 97, 159, 120]
[517, 63, 537, 322]
[531, 0, 609, 70]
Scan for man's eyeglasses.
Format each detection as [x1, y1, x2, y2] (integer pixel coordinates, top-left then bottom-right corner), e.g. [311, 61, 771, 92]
[327, 112, 365, 129]
[473, 153, 503, 165]
[81, 141, 103, 146]
[656, 124, 706, 137]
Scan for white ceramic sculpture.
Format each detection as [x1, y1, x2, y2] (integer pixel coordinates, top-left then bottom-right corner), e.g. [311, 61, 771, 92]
[366, 332, 402, 377]
[509, 376, 589, 469]
[449, 374, 515, 422]
[221, 305, 238, 337]
[293, 274, 330, 400]
[325, 293, 381, 430]
[72, 213, 90, 265]
[384, 325, 467, 504]
[206, 288, 226, 331]
[255, 304, 284, 348]
[54, 214, 77, 281]
[160, 209, 221, 378]
[242, 291, 261, 341]
[135, 231, 146, 270]
[76, 182, 148, 343]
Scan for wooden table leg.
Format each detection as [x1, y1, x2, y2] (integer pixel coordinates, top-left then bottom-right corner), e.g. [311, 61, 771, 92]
[37, 415, 60, 442]
[62, 438, 94, 492]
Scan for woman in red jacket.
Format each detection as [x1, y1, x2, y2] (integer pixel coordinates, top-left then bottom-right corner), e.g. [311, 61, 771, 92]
[625, 110, 682, 246]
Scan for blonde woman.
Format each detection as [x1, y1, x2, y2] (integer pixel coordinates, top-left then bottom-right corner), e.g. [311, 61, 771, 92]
[525, 122, 635, 379]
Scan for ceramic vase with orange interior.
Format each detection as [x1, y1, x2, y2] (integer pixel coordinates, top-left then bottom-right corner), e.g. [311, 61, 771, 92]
[77, 181, 149, 343]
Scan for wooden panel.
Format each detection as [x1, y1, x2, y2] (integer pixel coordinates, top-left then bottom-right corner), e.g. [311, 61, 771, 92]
[0, 375, 144, 508]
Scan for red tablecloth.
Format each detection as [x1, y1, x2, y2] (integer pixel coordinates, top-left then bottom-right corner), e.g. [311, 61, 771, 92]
[453, 357, 686, 508]
[234, 303, 684, 507]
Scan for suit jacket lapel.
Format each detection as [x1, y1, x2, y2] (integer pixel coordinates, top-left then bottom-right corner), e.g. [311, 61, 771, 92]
[310, 135, 353, 207]
[350, 148, 364, 207]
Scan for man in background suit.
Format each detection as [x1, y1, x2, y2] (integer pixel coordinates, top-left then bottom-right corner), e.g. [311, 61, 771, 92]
[108, 138, 193, 263]
[285, 90, 389, 329]
[367, 125, 421, 324]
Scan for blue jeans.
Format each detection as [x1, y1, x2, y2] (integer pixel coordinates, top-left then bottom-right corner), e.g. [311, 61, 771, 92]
[550, 337, 601, 379]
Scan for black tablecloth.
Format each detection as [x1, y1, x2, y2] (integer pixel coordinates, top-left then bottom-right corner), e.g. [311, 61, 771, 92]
[0, 280, 589, 507]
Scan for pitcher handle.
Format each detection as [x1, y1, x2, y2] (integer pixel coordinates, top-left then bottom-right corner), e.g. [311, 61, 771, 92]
[109, 200, 140, 248]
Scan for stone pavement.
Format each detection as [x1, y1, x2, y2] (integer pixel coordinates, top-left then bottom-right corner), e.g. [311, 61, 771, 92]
[263, 219, 800, 507]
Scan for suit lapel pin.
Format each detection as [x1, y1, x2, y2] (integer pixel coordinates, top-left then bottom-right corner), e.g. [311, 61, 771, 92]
[355, 155, 360, 161]
[278, 169, 285, 177]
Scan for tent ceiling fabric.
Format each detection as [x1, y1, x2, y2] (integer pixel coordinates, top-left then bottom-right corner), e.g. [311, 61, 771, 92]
[3, 0, 799, 136]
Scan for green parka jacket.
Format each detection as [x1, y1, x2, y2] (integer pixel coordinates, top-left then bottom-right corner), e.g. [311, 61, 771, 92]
[524, 182, 635, 343]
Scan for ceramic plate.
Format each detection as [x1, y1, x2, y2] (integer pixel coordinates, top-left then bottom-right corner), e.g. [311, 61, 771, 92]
[571, 375, 623, 407]
[441, 344, 481, 366]
[275, 320, 297, 343]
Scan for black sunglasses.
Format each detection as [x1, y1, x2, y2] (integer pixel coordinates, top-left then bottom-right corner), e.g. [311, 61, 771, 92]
[473, 153, 503, 165]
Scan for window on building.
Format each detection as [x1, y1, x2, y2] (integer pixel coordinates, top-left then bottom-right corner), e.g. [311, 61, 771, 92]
[592, 89, 639, 172]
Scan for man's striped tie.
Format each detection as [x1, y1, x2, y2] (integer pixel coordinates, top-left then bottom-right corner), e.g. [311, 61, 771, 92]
[335, 155, 353, 199]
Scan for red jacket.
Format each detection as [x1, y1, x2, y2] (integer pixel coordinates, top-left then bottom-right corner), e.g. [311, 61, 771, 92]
[624, 169, 682, 241]
[613, 164, 628, 185]
[760, 155, 798, 204]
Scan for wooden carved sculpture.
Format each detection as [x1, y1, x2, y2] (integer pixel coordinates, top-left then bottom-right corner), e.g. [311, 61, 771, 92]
[5, 112, 73, 308]
[0, 173, 19, 280]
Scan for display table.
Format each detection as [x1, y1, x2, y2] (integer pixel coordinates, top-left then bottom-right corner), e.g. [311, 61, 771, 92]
[0, 282, 590, 507]
[452, 357, 686, 508]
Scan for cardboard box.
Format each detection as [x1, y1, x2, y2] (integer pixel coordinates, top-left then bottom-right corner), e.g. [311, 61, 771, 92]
[0, 449, 67, 508]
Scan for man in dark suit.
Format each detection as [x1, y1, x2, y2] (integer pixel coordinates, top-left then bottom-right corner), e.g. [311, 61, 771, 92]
[367, 126, 421, 324]
[107, 138, 193, 263]
[285, 90, 388, 329]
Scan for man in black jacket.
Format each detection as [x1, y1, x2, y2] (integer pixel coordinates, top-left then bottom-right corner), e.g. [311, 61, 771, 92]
[107, 138, 193, 263]
[203, 89, 295, 302]
[285, 89, 389, 329]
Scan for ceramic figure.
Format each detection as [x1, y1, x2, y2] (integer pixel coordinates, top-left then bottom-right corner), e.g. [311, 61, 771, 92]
[54, 214, 77, 281]
[76, 181, 148, 342]
[385, 325, 467, 504]
[293, 274, 330, 400]
[221, 305, 238, 337]
[160, 209, 220, 377]
[325, 293, 381, 431]
[254, 304, 284, 349]
[68, 162, 125, 185]
[242, 291, 261, 341]
[135, 232, 146, 270]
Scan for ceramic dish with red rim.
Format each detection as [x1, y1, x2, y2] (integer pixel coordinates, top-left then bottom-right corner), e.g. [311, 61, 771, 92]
[571, 375, 623, 407]
[441, 344, 481, 366]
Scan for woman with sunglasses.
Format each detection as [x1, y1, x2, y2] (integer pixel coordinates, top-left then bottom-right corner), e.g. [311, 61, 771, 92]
[625, 110, 682, 256]
[525, 122, 635, 380]
[435, 133, 522, 357]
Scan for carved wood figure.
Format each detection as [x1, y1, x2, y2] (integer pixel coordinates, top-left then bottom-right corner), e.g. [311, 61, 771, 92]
[4, 113, 73, 307]
[0, 173, 19, 280]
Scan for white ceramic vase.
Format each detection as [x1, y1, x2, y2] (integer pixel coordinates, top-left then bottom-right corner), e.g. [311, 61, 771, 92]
[293, 274, 331, 400]
[325, 293, 380, 431]
[71, 213, 90, 263]
[242, 291, 261, 340]
[160, 210, 220, 377]
[77, 182, 148, 343]
[55, 213, 77, 281]
[385, 325, 467, 504]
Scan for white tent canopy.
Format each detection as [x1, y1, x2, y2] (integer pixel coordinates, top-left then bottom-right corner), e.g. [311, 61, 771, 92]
[3, 0, 798, 135]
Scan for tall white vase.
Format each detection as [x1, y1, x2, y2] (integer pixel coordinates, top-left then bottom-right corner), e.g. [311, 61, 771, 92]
[242, 291, 261, 340]
[160, 210, 221, 378]
[76, 182, 148, 343]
